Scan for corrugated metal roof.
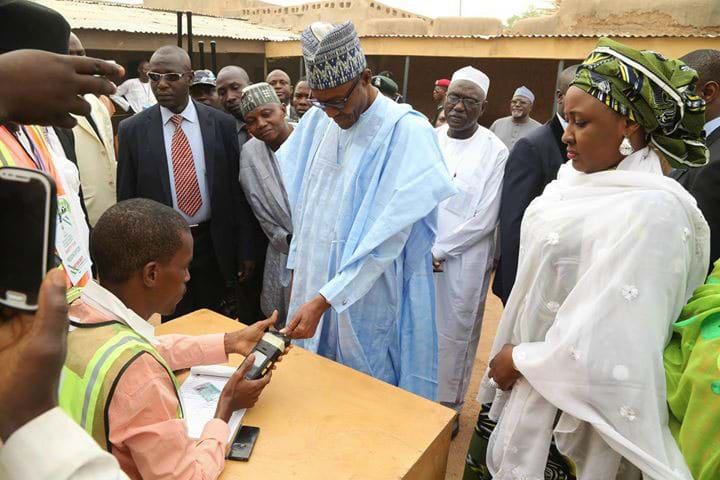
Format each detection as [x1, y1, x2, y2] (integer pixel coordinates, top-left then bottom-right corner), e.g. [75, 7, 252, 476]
[32, 0, 298, 41]
[272, 32, 720, 42]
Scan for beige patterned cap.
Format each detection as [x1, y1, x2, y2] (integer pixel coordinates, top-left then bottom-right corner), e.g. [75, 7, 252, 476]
[239, 82, 281, 117]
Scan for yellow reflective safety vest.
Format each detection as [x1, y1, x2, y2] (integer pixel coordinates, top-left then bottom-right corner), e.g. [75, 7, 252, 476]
[59, 320, 182, 450]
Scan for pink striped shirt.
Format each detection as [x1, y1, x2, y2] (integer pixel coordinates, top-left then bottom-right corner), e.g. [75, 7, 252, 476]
[70, 300, 230, 480]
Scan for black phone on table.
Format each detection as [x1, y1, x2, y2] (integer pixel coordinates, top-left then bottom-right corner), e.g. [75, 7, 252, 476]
[227, 425, 260, 461]
[0, 167, 56, 311]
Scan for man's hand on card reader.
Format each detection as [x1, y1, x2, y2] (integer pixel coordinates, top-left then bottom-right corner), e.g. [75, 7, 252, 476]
[223, 310, 289, 359]
[214, 355, 271, 422]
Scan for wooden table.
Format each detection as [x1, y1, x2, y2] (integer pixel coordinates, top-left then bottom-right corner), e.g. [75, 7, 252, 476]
[157, 309, 455, 480]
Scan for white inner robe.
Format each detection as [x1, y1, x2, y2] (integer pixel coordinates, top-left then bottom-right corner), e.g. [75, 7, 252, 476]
[433, 124, 508, 408]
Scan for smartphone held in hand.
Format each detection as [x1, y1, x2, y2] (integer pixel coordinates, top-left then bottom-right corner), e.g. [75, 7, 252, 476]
[0, 167, 57, 311]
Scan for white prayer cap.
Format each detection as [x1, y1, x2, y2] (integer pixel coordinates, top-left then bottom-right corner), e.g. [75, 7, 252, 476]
[513, 86, 535, 103]
[450, 66, 490, 97]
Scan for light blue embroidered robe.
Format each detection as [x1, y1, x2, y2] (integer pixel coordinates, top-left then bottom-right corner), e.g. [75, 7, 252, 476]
[277, 95, 456, 400]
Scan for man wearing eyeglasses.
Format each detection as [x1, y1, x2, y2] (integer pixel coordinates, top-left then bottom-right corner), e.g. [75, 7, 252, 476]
[432, 67, 507, 431]
[276, 21, 456, 401]
[490, 86, 542, 151]
[117, 45, 258, 321]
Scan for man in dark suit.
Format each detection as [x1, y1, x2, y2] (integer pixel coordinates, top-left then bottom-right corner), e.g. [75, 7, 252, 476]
[117, 45, 257, 320]
[672, 49, 720, 271]
[492, 65, 578, 305]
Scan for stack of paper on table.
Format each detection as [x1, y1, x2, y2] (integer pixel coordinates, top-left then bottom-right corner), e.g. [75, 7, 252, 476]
[179, 364, 245, 443]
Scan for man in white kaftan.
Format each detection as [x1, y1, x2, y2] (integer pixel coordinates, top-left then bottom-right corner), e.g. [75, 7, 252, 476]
[433, 67, 508, 412]
[278, 21, 456, 400]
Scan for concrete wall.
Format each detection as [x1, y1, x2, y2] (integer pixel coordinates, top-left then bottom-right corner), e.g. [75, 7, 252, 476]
[144, 0, 430, 34]
[512, 0, 720, 35]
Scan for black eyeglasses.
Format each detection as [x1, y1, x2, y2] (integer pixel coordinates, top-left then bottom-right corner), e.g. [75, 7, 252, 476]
[310, 76, 361, 111]
[446, 94, 481, 108]
[148, 71, 191, 82]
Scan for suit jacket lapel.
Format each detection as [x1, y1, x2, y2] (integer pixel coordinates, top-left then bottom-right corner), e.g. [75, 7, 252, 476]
[146, 106, 172, 205]
[76, 114, 106, 149]
[196, 100, 216, 198]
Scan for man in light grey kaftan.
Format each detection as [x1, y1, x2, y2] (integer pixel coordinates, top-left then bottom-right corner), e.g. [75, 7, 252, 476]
[490, 86, 541, 150]
[238, 83, 294, 324]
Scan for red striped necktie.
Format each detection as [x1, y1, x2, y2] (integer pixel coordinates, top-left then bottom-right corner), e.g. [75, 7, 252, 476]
[170, 114, 202, 216]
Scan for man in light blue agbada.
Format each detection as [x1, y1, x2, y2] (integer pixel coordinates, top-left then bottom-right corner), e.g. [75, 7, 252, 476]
[277, 20, 456, 400]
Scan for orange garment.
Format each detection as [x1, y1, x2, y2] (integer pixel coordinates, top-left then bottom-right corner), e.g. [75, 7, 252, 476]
[0, 125, 90, 289]
[69, 300, 231, 480]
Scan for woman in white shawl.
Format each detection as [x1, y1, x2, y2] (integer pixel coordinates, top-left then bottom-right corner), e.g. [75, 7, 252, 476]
[464, 39, 710, 480]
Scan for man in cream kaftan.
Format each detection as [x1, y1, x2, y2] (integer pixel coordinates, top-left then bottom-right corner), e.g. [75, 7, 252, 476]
[433, 67, 508, 411]
[434, 125, 507, 410]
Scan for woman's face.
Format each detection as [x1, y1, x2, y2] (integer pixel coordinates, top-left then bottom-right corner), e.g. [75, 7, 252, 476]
[562, 86, 629, 173]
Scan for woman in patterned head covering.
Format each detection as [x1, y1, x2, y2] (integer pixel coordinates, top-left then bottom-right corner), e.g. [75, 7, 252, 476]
[463, 39, 710, 480]
[568, 37, 708, 172]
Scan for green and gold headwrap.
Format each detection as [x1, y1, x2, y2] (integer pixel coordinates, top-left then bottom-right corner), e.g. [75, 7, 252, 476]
[572, 38, 709, 168]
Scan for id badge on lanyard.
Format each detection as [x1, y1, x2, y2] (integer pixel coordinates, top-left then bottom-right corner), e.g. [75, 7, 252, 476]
[20, 126, 92, 286]
[55, 196, 92, 285]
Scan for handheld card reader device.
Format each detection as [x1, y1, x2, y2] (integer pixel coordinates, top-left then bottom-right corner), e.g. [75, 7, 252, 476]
[243, 331, 290, 380]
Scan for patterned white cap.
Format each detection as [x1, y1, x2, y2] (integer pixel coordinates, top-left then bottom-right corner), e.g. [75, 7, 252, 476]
[301, 20, 367, 90]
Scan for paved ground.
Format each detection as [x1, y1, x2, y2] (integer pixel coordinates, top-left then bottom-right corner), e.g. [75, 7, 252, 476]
[444, 289, 504, 479]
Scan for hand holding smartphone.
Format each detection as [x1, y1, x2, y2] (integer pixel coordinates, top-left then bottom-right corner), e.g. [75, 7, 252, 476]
[0, 167, 57, 311]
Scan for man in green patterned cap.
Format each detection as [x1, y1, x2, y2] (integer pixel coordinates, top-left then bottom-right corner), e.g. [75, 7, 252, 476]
[239, 82, 294, 325]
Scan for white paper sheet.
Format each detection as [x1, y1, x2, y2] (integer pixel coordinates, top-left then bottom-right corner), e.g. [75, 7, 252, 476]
[179, 365, 245, 442]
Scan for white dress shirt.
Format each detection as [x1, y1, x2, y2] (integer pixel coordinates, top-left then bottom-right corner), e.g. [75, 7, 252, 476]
[115, 78, 156, 114]
[704, 116, 720, 138]
[557, 112, 568, 131]
[160, 101, 211, 224]
[0, 407, 128, 480]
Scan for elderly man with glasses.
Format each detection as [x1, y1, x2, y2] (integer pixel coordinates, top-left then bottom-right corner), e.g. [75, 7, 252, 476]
[432, 67, 508, 434]
[276, 21, 456, 401]
[117, 45, 259, 321]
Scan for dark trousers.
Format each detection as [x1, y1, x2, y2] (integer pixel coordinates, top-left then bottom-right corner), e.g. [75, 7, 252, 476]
[163, 223, 225, 322]
[236, 250, 266, 325]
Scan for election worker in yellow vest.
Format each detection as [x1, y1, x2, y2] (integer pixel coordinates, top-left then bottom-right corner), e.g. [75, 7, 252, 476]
[59, 199, 283, 480]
